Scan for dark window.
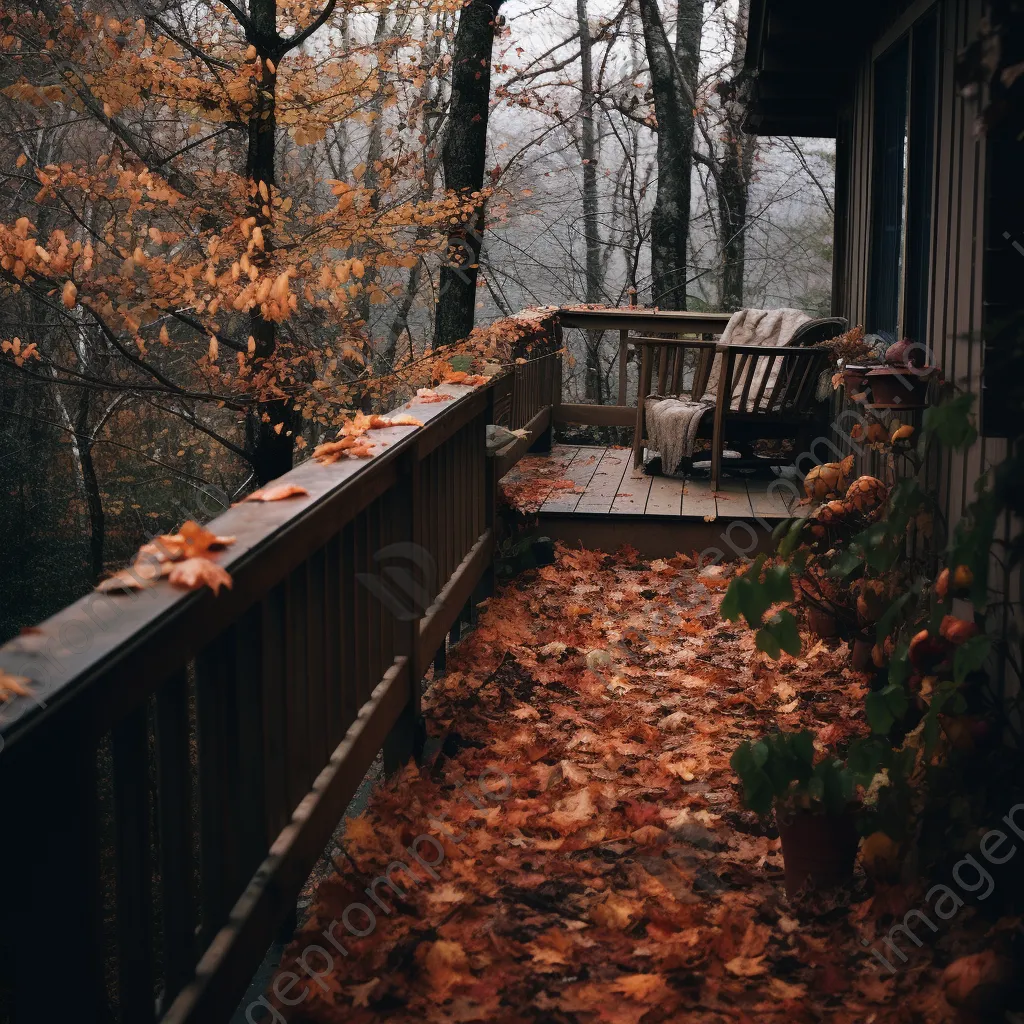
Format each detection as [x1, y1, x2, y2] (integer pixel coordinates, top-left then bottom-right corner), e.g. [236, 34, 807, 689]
[904, 12, 938, 343]
[981, 127, 1024, 438]
[868, 39, 910, 342]
[867, 17, 939, 346]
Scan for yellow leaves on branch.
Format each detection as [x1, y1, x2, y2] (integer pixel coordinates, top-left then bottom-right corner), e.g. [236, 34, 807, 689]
[1, 337, 39, 366]
[97, 520, 235, 595]
[62, 280, 77, 308]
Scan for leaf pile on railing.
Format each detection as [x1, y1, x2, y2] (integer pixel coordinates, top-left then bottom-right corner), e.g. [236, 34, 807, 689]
[312, 411, 423, 465]
[96, 519, 235, 595]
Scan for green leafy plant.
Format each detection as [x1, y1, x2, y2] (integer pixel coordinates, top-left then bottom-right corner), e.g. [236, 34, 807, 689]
[730, 730, 861, 818]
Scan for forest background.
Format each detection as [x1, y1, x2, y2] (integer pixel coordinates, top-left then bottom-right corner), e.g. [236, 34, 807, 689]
[0, 0, 835, 640]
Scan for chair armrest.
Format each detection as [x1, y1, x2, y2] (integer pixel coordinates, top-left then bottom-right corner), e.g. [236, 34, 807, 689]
[723, 344, 831, 357]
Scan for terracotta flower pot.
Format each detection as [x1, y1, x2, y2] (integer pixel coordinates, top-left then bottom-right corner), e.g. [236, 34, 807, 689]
[851, 636, 874, 671]
[864, 366, 934, 409]
[806, 605, 839, 638]
[842, 365, 871, 395]
[778, 809, 859, 898]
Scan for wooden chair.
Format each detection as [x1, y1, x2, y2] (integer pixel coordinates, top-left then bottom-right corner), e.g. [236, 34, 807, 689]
[708, 343, 833, 489]
[632, 338, 833, 488]
[631, 337, 720, 469]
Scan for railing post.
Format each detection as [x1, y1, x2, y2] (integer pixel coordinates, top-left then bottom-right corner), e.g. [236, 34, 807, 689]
[530, 317, 559, 453]
[618, 329, 629, 407]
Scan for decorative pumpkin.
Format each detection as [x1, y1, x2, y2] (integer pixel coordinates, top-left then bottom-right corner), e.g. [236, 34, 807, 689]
[884, 338, 926, 368]
[804, 454, 855, 501]
[815, 499, 850, 524]
[953, 564, 974, 591]
[845, 475, 887, 514]
[939, 614, 978, 645]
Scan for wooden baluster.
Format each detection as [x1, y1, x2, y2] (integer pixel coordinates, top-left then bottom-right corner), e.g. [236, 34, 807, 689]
[233, 602, 268, 890]
[670, 344, 684, 394]
[339, 520, 359, 732]
[286, 563, 311, 804]
[112, 702, 156, 1023]
[446, 433, 456, 585]
[306, 547, 328, 774]
[195, 630, 239, 945]
[154, 669, 197, 1009]
[384, 452, 423, 772]
[261, 582, 289, 842]
[323, 533, 343, 752]
[657, 345, 669, 394]
[353, 513, 371, 709]
[460, 425, 470, 560]
[368, 497, 384, 688]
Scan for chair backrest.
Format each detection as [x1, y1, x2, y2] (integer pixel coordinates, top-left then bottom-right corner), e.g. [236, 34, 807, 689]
[635, 337, 720, 401]
[723, 345, 831, 416]
[789, 316, 849, 348]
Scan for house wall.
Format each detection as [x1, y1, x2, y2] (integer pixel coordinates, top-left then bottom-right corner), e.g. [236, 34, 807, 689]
[833, 0, 1006, 533]
[834, 0, 1018, 705]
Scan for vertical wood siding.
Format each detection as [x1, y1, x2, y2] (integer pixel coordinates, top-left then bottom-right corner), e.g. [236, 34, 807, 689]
[834, 0, 1001, 533]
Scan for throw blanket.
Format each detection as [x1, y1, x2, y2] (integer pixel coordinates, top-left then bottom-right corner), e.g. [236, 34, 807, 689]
[645, 308, 811, 475]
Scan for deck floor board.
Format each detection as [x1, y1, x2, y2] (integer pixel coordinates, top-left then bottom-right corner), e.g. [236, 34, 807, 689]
[540, 447, 604, 513]
[518, 446, 808, 523]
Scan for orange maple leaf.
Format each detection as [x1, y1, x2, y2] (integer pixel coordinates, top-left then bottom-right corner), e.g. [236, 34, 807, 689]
[0, 668, 30, 702]
[244, 483, 309, 502]
[168, 557, 232, 594]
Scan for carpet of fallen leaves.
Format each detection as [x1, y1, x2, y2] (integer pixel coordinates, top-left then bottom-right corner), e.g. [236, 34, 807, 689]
[274, 546, 968, 1024]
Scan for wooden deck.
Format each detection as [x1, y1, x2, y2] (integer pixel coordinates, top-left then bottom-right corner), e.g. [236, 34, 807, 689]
[504, 445, 809, 559]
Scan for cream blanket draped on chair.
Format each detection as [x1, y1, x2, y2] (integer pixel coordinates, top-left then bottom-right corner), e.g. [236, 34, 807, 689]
[643, 308, 812, 475]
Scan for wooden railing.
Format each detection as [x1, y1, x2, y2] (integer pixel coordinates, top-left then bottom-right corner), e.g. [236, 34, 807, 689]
[554, 307, 732, 428]
[0, 339, 558, 1022]
[0, 304, 722, 1024]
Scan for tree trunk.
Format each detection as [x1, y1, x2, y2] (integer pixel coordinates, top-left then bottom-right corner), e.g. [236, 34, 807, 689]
[714, 0, 754, 312]
[434, 0, 505, 348]
[246, 0, 297, 485]
[577, 0, 605, 401]
[638, 0, 701, 310]
[715, 133, 755, 311]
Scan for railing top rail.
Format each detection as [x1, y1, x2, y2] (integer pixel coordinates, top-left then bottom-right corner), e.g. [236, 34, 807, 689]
[0, 380, 497, 759]
[556, 305, 732, 334]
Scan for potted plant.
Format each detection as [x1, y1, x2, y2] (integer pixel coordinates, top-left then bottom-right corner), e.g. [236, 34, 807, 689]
[865, 365, 936, 409]
[731, 730, 864, 897]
